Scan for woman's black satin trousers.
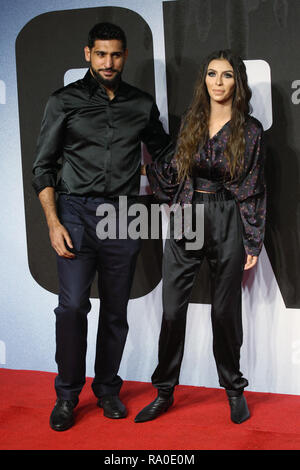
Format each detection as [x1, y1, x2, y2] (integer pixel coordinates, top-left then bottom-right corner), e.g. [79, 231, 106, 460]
[152, 190, 249, 395]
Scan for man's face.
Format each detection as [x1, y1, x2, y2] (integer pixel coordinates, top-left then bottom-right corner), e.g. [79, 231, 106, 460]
[84, 39, 128, 89]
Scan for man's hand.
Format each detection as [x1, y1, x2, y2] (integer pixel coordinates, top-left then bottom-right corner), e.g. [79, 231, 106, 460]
[38, 187, 75, 259]
[141, 164, 146, 176]
[49, 221, 75, 259]
[244, 255, 258, 270]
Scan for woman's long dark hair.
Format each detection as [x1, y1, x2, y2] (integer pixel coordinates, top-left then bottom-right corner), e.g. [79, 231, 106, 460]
[176, 49, 252, 181]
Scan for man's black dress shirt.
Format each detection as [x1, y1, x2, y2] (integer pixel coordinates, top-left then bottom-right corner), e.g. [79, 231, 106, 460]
[32, 70, 173, 197]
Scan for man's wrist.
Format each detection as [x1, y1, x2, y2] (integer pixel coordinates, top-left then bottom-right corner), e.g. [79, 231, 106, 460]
[47, 216, 61, 230]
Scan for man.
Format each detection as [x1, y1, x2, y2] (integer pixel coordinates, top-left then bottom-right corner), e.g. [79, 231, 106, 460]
[32, 22, 173, 431]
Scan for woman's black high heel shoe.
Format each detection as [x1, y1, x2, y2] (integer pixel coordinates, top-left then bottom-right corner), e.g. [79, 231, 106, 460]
[226, 391, 250, 424]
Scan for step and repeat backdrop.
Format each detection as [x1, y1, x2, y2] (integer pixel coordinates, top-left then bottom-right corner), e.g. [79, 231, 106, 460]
[1, 0, 300, 395]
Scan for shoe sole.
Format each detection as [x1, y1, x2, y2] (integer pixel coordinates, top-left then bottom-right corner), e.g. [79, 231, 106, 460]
[231, 412, 250, 424]
[49, 417, 75, 431]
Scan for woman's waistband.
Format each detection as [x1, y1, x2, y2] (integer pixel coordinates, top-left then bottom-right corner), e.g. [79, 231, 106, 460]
[193, 189, 234, 202]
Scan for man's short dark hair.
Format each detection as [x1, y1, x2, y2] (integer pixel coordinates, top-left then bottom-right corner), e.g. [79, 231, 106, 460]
[88, 22, 127, 50]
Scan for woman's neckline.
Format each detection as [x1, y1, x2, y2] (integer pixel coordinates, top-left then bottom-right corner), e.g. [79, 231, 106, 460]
[208, 119, 231, 140]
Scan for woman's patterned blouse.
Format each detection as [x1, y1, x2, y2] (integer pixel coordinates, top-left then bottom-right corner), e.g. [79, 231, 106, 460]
[146, 116, 266, 256]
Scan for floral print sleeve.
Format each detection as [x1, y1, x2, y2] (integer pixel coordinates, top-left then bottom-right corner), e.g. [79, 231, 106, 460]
[145, 153, 179, 203]
[225, 121, 266, 256]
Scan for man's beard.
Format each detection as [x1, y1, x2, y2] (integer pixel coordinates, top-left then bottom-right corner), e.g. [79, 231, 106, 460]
[91, 66, 122, 90]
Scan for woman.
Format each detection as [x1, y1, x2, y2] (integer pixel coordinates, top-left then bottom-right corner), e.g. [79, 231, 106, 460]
[135, 50, 266, 424]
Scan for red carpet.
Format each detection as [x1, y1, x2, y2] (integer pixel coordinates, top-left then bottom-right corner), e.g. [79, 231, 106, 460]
[0, 368, 300, 450]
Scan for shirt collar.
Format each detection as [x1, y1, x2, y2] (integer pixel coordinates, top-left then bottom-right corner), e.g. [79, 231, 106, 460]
[83, 68, 127, 99]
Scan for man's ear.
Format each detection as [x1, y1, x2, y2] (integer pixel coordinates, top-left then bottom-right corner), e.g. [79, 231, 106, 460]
[84, 46, 91, 63]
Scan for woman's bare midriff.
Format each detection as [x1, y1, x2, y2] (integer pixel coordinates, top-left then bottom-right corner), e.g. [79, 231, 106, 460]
[194, 190, 216, 193]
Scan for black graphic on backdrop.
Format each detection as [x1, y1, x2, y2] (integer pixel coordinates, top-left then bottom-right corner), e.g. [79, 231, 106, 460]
[16, 6, 162, 299]
[17, 1, 300, 307]
[163, 0, 300, 308]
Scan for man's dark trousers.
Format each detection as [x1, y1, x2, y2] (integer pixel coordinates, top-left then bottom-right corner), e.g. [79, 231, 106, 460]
[54, 194, 141, 402]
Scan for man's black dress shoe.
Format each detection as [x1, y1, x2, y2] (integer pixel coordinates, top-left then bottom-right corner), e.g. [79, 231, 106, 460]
[97, 395, 127, 419]
[49, 399, 78, 431]
[134, 395, 174, 423]
[226, 391, 250, 424]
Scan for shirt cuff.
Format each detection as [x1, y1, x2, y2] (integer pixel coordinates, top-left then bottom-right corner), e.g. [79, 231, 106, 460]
[32, 173, 56, 195]
[244, 244, 262, 257]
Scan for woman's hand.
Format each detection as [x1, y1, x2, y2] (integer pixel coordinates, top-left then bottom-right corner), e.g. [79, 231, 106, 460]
[244, 255, 258, 270]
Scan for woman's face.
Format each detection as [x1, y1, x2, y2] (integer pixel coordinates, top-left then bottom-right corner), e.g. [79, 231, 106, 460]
[205, 59, 235, 105]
